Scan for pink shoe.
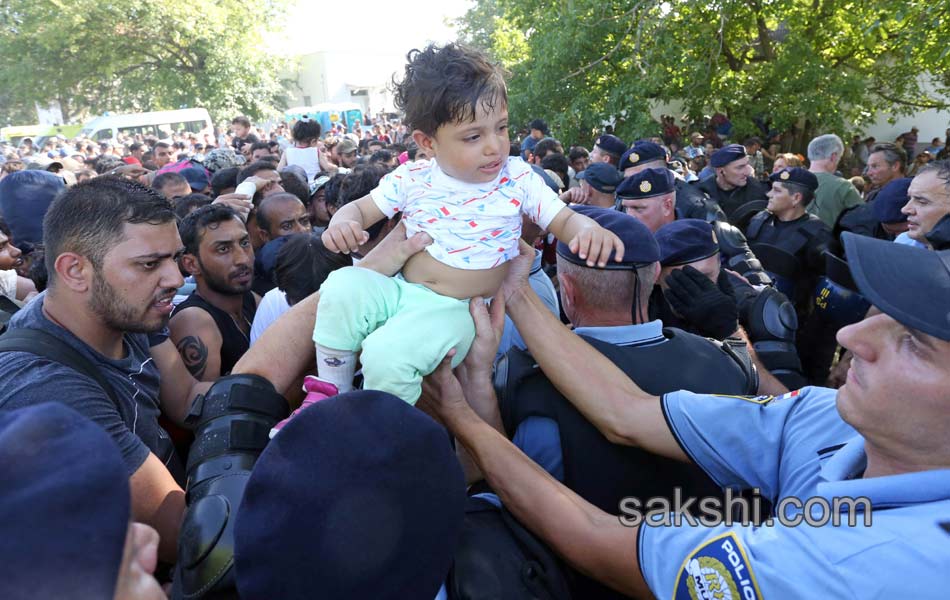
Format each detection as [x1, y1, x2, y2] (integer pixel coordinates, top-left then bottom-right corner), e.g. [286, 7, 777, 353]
[269, 376, 339, 438]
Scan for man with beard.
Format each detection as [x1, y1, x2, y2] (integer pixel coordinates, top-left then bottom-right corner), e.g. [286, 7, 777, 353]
[170, 204, 258, 381]
[0, 177, 210, 564]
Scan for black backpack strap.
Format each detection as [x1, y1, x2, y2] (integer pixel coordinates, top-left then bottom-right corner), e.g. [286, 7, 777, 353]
[0, 328, 119, 405]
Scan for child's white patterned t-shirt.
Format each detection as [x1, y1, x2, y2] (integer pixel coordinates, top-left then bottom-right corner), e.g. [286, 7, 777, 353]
[370, 157, 566, 269]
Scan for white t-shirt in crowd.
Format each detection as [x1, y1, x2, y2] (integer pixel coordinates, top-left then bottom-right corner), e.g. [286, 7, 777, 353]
[250, 287, 291, 345]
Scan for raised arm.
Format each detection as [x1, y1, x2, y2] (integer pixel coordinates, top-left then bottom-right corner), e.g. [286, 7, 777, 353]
[420, 356, 651, 598]
[322, 194, 387, 253]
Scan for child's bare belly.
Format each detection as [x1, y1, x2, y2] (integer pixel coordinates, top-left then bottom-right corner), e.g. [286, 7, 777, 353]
[402, 251, 508, 300]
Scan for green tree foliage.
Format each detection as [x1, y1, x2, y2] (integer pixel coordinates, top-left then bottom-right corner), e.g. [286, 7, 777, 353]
[0, 0, 292, 123]
[456, 0, 950, 146]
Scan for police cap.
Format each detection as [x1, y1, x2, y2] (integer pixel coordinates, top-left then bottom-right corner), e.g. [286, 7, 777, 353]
[0, 404, 130, 599]
[620, 140, 667, 171]
[769, 167, 819, 192]
[616, 167, 676, 200]
[655, 218, 720, 266]
[710, 143, 747, 168]
[594, 134, 627, 159]
[577, 162, 623, 193]
[843, 232, 950, 341]
[235, 390, 466, 599]
[556, 205, 659, 269]
[873, 177, 913, 224]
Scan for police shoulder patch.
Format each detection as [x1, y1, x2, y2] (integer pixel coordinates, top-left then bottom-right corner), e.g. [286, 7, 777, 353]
[674, 532, 762, 600]
[710, 394, 774, 405]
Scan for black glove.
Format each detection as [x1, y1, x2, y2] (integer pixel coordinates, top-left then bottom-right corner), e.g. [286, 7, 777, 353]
[664, 266, 739, 339]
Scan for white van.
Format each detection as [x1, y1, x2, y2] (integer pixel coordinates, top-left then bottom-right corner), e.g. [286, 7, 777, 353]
[79, 108, 213, 142]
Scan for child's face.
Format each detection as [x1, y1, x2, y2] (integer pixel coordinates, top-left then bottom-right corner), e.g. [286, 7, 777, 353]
[417, 101, 509, 184]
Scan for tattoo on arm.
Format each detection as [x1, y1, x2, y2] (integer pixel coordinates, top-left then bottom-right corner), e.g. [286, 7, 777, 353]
[176, 335, 209, 380]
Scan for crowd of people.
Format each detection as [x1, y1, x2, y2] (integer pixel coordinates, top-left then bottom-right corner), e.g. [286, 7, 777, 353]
[0, 41, 948, 599]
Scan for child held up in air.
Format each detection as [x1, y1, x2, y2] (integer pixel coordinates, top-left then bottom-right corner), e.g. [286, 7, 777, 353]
[270, 43, 625, 434]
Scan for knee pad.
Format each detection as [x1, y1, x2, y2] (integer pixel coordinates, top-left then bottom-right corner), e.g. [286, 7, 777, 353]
[173, 374, 288, 599]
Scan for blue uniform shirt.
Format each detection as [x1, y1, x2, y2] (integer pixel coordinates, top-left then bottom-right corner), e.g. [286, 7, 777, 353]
[639, 386, 950, 599]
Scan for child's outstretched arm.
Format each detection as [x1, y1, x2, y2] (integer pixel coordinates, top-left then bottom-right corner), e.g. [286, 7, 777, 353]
[546, 208, 625, 268]
[322, 194, 387, 254]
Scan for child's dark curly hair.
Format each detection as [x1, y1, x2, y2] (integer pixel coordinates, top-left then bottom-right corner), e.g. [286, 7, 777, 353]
[292, 117, 322, 145]
[393, 43, 508, 136]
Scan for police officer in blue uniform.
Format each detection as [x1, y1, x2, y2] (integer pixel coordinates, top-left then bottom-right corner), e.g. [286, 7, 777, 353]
[746, 167, 836, 384]
[619, 140, 725, 222]
[650, 218, 806, 389]
[419, 231, 950, 600]
[691, 144, 770, 228]
[745, 167, 834, 307]
[497, 206, 759, 599]
[617, 167, 772, 287]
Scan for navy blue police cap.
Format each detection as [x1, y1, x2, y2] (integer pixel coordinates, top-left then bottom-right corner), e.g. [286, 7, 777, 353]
[769, 167, 819, 191]
[0, 403, 130, 600]
[556, 204, 659, 268]
[843, 232, 950, 341]
[577, 162, 623, 193]
[616, 167, 676, 200]
[619, 140, 667, 171]
[595, 134, 627, 158]
[655, 218, 720, 266]
[235, 389, 466, 600]
[710, 143, 747, 168]
[873, 177, 913, 224]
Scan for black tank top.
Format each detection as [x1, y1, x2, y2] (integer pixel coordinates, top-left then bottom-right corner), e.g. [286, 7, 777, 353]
[172, 291, 257, 375]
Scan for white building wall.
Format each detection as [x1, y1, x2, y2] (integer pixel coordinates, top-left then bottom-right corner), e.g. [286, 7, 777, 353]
[288, 50, 407, 117]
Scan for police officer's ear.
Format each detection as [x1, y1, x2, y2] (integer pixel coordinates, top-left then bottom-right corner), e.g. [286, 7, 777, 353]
[179, 252, 201, 277]
[557, 269, 578, 312]
[662, 194, 675, 216]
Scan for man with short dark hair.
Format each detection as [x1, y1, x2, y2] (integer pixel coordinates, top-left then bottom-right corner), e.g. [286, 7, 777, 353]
[152, 171, 191, 201]
[529, 137, 563, 165]
[897, 159, 950, 249]
[153, 142, 173, 169]
[249, 141, 274, 162]
[567, 146, 590, 188]
[170, 205, 258, 381]
[743, 136, 765, 179]
[129, 142, 146, 162]
[865, 142, 907, 202]
[255, 192, 311, 244]
[521, 118, 548, 160]
[0, 177, 209, 563]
